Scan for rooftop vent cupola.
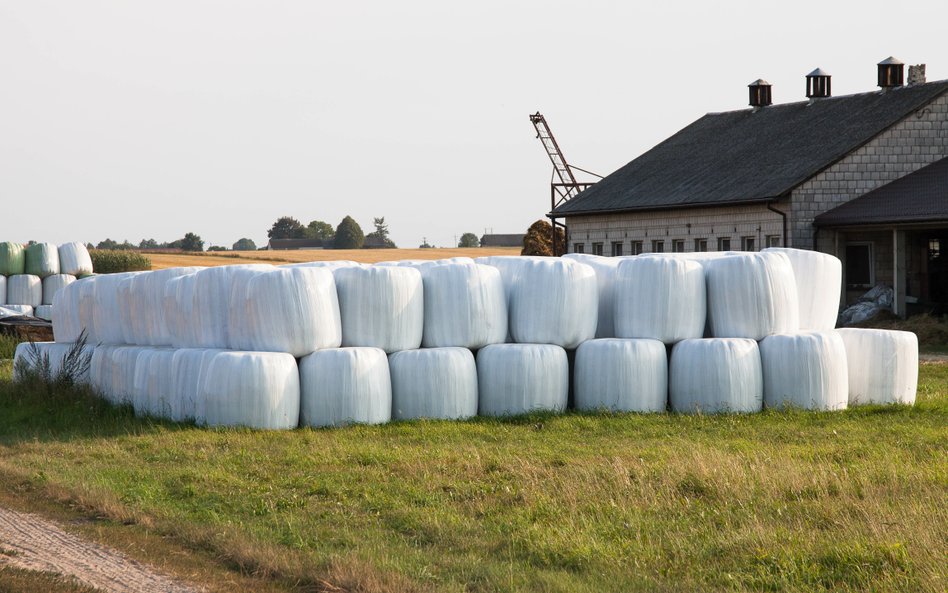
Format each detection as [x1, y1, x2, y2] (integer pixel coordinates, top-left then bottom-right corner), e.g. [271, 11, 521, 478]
[806, 68, 832, 98]
[878, 56, 904, 88]
[748, 79, 772, 107]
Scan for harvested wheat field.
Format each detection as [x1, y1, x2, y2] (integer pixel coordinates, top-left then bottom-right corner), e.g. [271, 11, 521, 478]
[147, 247, 522, 270]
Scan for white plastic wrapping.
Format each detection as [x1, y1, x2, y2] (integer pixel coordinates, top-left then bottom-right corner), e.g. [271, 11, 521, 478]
[42, 274, 76, 306]
[76, 279, 98, 343]
[166, 265, 273, 349]
[298, 347, 392, 427]
[836, 328, 918, 405]
[762, 248, 842, 331]
[562, 254, 620, 338]
[614, 257, 706, 344]
[281, 260, 363, 271]
[508, 258, 597, 349]
[13, 341, 94, 384]
[92, 272, 143, 345]
[389, 347, 478, 420]
[759, 332, 848, 410]
[89, 345, 144, 405]
[0, 276, 5, 306]
[125, 267, 203, 347]
[418, 263, 507, 349]
[201, 351, 300, 429]
[574, 338, 668, 412]
[171, 348, 225, 423]
[333, 266, 423, 353]
[669, 338, 763, 413]
[0, 305, 33, 317]
[58, 242, 94, 277]
[131, 348, 176, 418]
[228, 267, 342, 356]
[704, 252, 800, 340]
[34, 305, 53, 321]
[476, 344, 569, 416]
[24, 242, 60, 278]
[6, 275, 42, 307]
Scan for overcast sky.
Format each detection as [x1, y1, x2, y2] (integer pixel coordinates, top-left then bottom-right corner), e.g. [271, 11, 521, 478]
[1, 1, 945, 249]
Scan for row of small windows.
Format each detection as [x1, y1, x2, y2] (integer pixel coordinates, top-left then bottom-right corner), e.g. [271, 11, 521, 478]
[573, 235, 781, 255]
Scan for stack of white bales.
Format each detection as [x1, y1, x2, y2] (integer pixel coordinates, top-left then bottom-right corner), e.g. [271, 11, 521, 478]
[16, 246, 918, 431]
[0, 242, 92, 320]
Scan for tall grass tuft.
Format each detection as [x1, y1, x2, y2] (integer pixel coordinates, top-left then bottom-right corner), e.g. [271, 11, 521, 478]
[13, 331, 93, 397]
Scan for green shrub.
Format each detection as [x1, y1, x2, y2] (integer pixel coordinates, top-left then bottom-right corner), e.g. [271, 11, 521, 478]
[0, 333, 19, 360]
[89, 249, 152, 274]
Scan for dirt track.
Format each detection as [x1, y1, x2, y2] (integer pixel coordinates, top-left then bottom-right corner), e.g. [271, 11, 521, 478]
[0, 506, 197, 592]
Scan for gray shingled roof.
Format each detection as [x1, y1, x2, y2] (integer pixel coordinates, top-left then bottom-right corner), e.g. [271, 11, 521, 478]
[814, 156, 948, 226]
[552, 80, 948, 216]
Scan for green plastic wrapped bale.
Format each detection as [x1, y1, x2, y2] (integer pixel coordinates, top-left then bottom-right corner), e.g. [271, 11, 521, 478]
[0, 242, 25, 276]
[24, 242, 60, 278]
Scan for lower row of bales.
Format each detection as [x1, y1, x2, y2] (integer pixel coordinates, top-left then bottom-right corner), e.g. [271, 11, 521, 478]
[13, 249, 919, 429]
[0, 242, 93, 320]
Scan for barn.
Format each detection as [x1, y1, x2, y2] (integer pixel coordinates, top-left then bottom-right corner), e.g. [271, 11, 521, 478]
[551, 59, 948, 316]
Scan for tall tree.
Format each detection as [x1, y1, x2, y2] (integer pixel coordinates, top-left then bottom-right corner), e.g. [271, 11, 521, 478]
[365, 216, 396, 248]
[457, 232, 479, 248]
[179, 232, 204, 252]
[139, 238, 159, 249]
[267, 216, 306, 240]
[304, 220, 335, 241]
[333, 215, 365, 249]
[521, 220, 564, 256]
[232, 238, 257, 251]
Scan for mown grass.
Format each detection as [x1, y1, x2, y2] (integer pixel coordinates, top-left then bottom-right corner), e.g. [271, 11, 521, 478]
[0, 360, 945, 592]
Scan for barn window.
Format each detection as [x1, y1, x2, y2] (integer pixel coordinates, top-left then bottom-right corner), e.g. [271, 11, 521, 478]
[672, 240, 685, 252]
[651, 240, 665, 253]
[611, 242, 623, 257]
[573, 243, 584, 254]
[741, 236, 756, 251]
[717, 237, 731, 251]
[694, 238, 708, 252]
[846, 243, 874, 288]
[592, 242, 604, 256]
[631, 241, 643, 255]
[766, 235, 781, 248]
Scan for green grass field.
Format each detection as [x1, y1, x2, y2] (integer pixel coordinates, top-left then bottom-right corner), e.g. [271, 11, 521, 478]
[0, 359, 945, 593]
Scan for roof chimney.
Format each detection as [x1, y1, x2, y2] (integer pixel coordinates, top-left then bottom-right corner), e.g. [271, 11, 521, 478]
[908, 64, 927, 85]
[748, 79, 772, 108]
[878, 56, 904, 89]
[806, 68, 832, 98]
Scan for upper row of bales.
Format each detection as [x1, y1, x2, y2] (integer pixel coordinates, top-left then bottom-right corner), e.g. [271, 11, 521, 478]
[13, 248, 917, 429]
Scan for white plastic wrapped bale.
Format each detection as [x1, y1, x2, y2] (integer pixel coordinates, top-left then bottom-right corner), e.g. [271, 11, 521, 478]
[35, 305, 53, 321]
[42, 274, 75, 306]
[24, 242, 60, 278]
[669, 338, 763, 414]
[389, 347, 478, 420]
[168, 265, 273, 349]
[574, 338, 668, 412]
[281, 260, 362, 270]
[76, 279, 98, 343]
[476, 344, 568, 416]
[58, 242, 94, 277]
[299, 348, 392, 427]
[6, 275, 42, 307]
[759, 332, 848, 410]
[0, 305, 33, 317]
[201, 351, 300, 429]
[614, 257, 706, 344]
[12, 341, 94, 384]
[704, 252, 799, 340]
[563, 253, 620, 338]
[762, 248, 842, 331]
[125, 267, 203, 347]
[131, 348, 176, 418]
[171, 348, 226, 423]
[508, 258, 597, 349]
[228, 267, 342, 356]
[333, 266, 423, 353]
[836, 328, 918, 406]
[0, 275, 5, 306]
[92, 272, 144, 345]
[90, 345, 144, 405]
[418, 263, 507, 349]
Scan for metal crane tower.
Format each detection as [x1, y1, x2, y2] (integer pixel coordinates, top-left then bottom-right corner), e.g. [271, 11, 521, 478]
[530, 112, 600, 255]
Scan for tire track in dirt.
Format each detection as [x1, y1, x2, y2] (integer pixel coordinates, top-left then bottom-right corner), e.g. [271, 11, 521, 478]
[0, 506, 198, 592]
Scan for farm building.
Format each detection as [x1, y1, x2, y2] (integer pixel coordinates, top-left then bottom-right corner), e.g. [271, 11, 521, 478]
[551, 59, 948, 316]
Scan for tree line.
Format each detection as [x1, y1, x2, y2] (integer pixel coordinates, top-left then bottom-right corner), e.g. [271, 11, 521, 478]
[267, 215, 395, 249]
